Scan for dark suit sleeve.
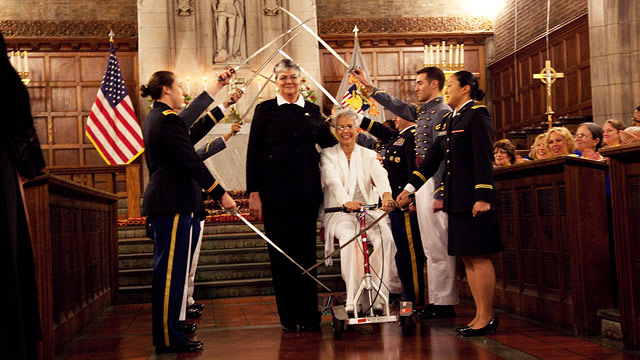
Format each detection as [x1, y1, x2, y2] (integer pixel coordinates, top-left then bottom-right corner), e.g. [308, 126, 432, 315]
[360, 117, 397, 142]
[161, 113, 225, 199]
[317, 120, 338, 149]
[196, 136, 226, 160]
[188, 106, 225, 144]
[469, 106, 496, 203]
[246, 103, 267, 193]
[408, 132, 444, 191]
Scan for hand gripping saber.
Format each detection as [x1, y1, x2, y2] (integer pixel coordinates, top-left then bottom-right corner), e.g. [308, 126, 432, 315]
[231, 209, 332, 292]
[278, 6, 358, 72]
[217, 17, 314, 81]
[301, 208, 392, 276]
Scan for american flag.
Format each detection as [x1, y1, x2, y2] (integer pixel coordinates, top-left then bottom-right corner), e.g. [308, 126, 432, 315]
[86, 41, 144, 165]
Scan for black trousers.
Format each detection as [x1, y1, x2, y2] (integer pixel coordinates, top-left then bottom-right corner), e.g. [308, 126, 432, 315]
[389, 209, 425, 306]
[263, 203, 321, 328]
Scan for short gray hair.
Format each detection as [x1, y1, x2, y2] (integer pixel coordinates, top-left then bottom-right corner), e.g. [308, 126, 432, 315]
[273, 59, 301, 76]
[332, 108, 361, 128]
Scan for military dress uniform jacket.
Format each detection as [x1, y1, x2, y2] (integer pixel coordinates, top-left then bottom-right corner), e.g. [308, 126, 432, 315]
[246, 98, 337, 206]
[360, 117, 417, 199]
[368, 89, 450, 199]
[142, 101, 225, 216]
[408, 102, 498, 214]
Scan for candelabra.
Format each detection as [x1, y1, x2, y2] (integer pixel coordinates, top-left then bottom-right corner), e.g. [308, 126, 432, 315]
[8, 51, 30, 86]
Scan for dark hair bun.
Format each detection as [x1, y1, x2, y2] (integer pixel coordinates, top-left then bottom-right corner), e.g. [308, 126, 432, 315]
[474, 89, 485, 101]
[140, 84, 151, 98]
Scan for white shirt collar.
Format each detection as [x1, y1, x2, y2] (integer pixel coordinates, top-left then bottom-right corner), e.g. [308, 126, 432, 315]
[277, 94, 305, 108]
[399, 124, 416, 135]
[452, 99, 474, 117]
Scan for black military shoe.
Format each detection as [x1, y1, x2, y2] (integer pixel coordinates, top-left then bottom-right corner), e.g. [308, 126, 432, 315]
[186, 307, 202, 319]
[177, 321, 197, 334]
[418, 304, 456, 319]
[155, 340, 203, 353]
[299, 324, 321, 333]
[188, 303, 204, 311]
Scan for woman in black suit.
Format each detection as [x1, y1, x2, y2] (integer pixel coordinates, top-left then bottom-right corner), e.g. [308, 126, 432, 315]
[397, 70, 502, 337]
[246, 59, 337, 333]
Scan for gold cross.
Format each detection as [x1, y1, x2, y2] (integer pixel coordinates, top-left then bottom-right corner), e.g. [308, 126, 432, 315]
[533, 60, 564, 129]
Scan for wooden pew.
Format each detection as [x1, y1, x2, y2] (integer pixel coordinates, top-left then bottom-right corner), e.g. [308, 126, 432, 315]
[600, 144, 640, 350]
[23, 175, 118, 359]
[464, 156, 612, 335]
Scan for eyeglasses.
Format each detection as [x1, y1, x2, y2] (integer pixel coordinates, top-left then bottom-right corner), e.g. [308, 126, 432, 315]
[336, 124, 355, 131]
[493, 149, 508, 155]
[574, 133, 591, 139]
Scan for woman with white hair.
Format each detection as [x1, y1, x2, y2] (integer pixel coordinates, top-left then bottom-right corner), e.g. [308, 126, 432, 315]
[321, 109, 396, 313]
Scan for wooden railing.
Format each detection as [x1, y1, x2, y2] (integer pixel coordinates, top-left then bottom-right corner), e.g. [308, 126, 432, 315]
[46, 164, 141, 218]
[23, 175, 118, 358]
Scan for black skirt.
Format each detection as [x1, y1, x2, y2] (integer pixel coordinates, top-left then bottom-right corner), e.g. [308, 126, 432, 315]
[448, 210, 503, 256]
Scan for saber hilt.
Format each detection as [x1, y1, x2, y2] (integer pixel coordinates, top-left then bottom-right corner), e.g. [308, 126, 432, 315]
[217, 68, 236, 82]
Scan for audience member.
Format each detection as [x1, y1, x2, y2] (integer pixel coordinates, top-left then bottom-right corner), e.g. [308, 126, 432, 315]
[547, 127, 578, 157]
[493, 139, 516, 167]
[529, 133, 550, 160]
[574, 123, 604, 160]
[602, 119, 625, 148]
[619, 126, 640, 144]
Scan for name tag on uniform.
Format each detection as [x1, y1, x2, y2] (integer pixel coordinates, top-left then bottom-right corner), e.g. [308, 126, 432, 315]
[393, 138, 405, 146]
[437, 131, 446, 136]
[451, 129, 465, 134]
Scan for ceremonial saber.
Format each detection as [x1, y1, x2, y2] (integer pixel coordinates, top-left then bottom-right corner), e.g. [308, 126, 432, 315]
[278, 49, 341, 109]
[217, 17, 314, 81]
[240, 30, 301, 92]
[278, 6, 356, 72]
[232, 210, 332, 292]
[302, 209, 392, 276]
[237, 72, 274, 123]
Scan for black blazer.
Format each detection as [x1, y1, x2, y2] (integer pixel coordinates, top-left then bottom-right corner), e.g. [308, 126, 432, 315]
[246, 98, 337, 206]
[142, 101, 225, 216]
[408, 102, 497, 214]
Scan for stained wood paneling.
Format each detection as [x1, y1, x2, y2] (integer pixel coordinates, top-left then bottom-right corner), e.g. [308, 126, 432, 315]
[489, 14, 591, 139]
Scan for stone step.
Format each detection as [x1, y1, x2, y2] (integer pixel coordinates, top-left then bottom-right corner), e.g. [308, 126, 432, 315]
[117, 222, 266, 240]
[119, 260, 342, 286]
[597, 308, 621, 340]
[118, 274, 345, 304]
[118, 232, 268, 254]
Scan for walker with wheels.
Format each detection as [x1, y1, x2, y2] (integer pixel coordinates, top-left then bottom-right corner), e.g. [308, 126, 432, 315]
[324, 204, 414, 339]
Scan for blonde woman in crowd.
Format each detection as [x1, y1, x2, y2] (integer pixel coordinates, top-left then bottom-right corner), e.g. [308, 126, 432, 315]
[547, 127, 577, 157]
[602, 119, 625, 148]
[529, 133, 550, 160]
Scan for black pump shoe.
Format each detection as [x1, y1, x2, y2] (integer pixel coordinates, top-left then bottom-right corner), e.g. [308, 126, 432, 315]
[455, 325, 472, 333]
[459, 316, 499, 337]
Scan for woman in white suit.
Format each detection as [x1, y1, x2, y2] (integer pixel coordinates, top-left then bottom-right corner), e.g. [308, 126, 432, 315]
[321, 109, 396, 312]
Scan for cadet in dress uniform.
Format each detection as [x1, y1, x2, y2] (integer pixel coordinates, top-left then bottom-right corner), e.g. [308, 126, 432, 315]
[398, 71, 503, 337]
[141, 70, 236, 353]
[247, 59, 337, 333]
[352, 67, 458, 318]
[358, 114, 425, 308]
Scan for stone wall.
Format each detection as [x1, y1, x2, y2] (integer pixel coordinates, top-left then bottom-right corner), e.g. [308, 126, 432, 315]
[492, 0, 588, 60]
[0, 0, 137, 21]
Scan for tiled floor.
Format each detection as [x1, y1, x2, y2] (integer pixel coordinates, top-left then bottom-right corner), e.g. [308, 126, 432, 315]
[58, 296, 640, 360]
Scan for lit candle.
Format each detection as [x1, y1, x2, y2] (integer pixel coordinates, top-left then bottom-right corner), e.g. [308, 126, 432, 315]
[435, 45, 440, 66]
[429, 45, 433, 66]
[23, 51, 29, 74]
[461, 44, 465, 68]
[186, 75, 191, 96]
[257, 76, 262, 90]
[9, 51, 14, 68]
[441, 41, 446, 66]
[203, 76, 207, 92]
[449, 44, 453, 69]
[17, 51, 22, 74]
[424, 45, 428, 67]
[455, 45, 460, 66]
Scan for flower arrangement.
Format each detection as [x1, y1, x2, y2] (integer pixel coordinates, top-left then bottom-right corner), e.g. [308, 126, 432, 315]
[299, 78, 316, 103]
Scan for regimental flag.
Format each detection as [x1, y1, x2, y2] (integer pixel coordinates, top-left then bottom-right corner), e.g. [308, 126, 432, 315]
[86, 40, 144, 165]
[334, 35, 384, 123]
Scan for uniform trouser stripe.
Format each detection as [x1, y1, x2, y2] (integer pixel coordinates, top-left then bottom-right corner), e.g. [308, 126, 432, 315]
[163, 214, 180, 347]
[404, 212, 420, 302]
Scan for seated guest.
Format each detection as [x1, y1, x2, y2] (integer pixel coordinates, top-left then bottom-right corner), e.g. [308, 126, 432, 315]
[574, 122, 604, 160]
[493, 139, 516, 167]
[602, 119, 625, 148]
[321, 109, 396, 313]
[547, 127, 579, 157]
[632, 105, 640, 126]
[529, 133, 551, 160]
[620, 126, 640, 144]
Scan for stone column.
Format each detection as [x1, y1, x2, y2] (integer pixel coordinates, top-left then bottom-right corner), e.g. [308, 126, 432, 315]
[588, 0, 640, 125]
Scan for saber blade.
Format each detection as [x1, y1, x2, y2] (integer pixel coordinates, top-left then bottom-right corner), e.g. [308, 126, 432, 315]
[278, 6, 352, 70]
[302, 209, 392, 276]
[217, 17, 314, 81]
[237, 72, 274, 123]
[241, 30, 301, 92]
[278, 49, 341, 108]
[234, 212, 332, 292]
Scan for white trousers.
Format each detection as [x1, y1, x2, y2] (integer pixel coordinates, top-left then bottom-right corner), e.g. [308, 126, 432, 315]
[333, 211, 393, 307]
[416, 178, 459, 305]
[179, 219, 204, 321]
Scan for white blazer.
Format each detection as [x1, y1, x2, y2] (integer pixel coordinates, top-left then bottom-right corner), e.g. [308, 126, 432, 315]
[320, 144, 392, 210]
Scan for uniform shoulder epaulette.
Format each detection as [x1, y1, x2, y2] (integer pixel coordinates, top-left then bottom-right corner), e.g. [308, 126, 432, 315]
[443, 111, 453, 118]
[410, 128, 417, 134]
[162, 110, 178, 116]
[471, 105, 487, 109]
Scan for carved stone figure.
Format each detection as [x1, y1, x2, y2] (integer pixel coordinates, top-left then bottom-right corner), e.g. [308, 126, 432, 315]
[263, 0, 279, 15]
[177, 0, 193, 16]
[212, 0, 245, 63]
